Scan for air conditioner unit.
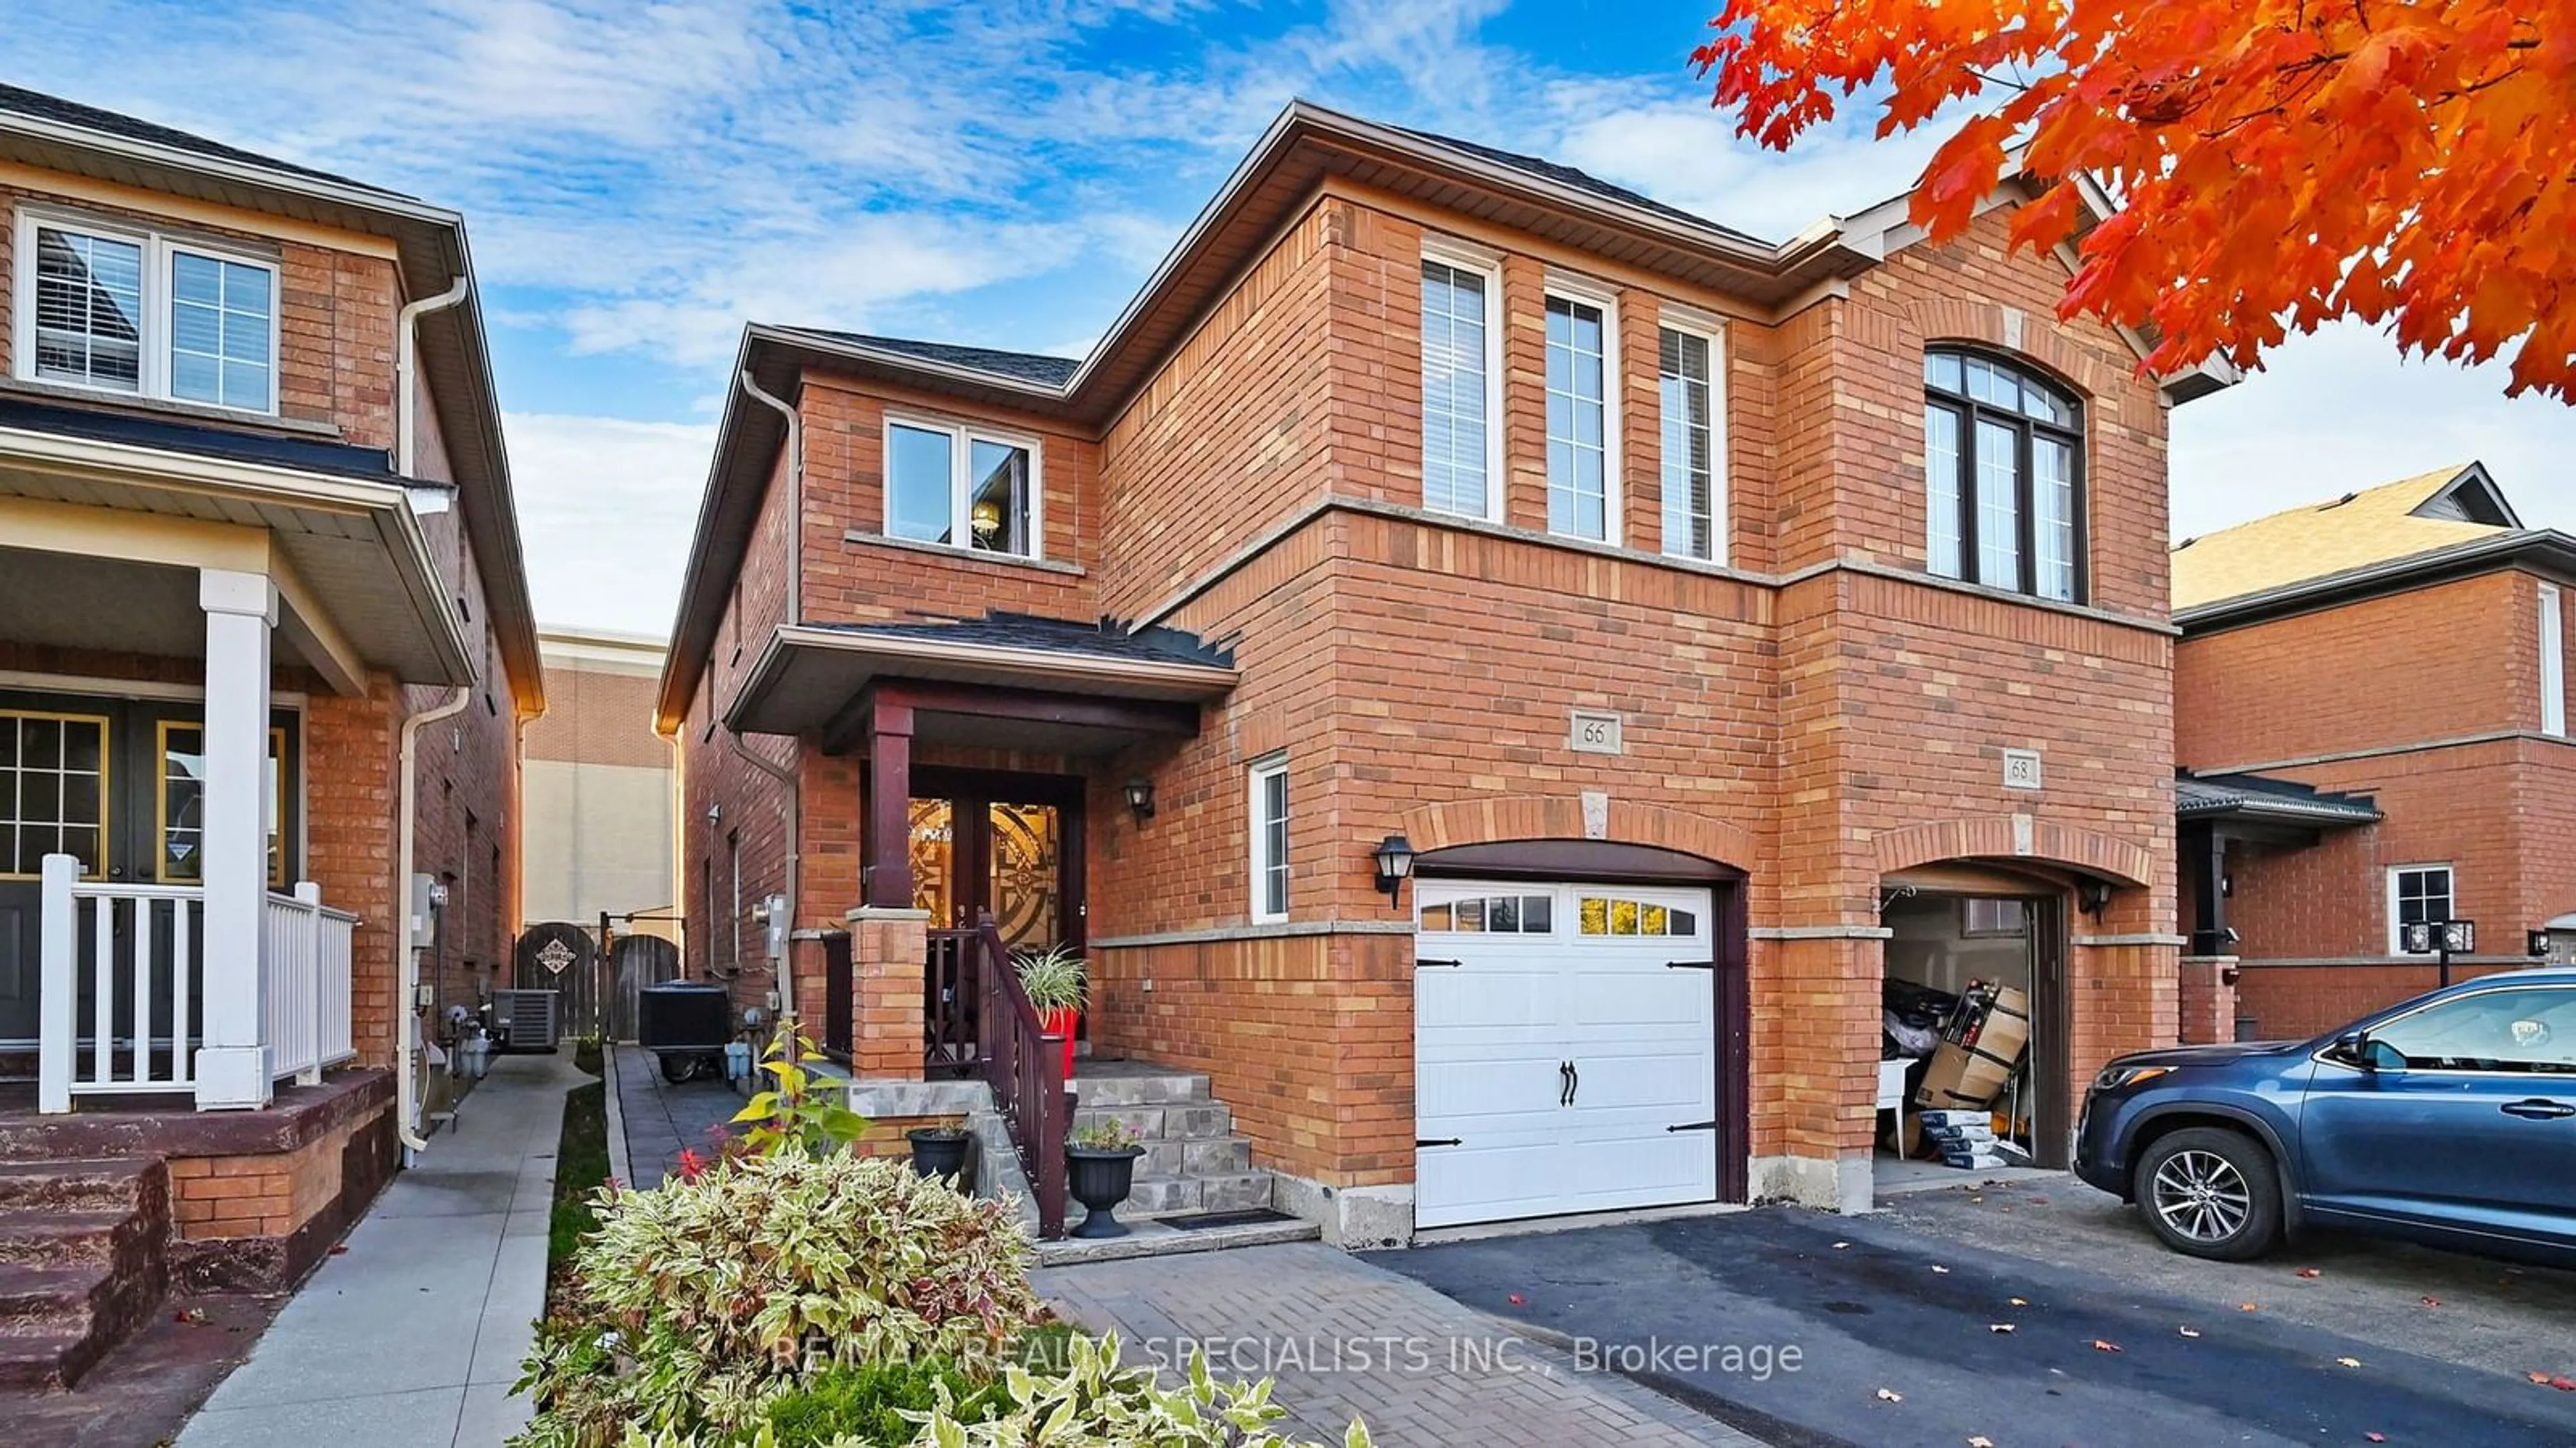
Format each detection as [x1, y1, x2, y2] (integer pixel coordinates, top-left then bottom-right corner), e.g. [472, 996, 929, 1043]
[492, 989, 561, 1053]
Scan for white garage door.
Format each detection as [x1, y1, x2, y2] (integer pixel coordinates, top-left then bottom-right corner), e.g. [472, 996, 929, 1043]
[1414, 880, 1719, 1230]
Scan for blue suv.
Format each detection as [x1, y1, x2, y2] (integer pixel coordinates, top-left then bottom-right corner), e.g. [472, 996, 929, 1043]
[2076, 968, 2576, 1263]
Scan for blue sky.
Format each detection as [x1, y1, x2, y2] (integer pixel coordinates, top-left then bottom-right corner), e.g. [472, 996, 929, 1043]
[9, 1, 2570, 634]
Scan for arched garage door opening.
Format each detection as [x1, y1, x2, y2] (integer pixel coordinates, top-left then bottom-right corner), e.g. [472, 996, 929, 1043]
[1411, 840, 1748, 1231]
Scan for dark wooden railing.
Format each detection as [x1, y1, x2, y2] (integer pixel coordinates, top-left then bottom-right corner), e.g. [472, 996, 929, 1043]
[969, 911, 1069, 1239]
[924, 927, 977, 1077]
[820, 932, 853, 1062]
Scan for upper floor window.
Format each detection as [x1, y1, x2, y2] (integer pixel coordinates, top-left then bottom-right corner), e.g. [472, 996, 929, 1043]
[1659, 320, 1725, 562]
[13, 209, 276, 414]
[883, 413, 1039, 559]
[1421, 248, 1501, 521]
[1923, 349, 2082, 603]
[2542, 581, 2566, 738]
[1544, 287, 1615, 541]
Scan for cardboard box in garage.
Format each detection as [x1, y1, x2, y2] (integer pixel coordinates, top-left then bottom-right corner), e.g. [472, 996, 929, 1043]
[1914, 985, 2031, 1112]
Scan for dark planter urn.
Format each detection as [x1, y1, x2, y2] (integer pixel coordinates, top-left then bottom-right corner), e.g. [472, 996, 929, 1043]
[1066, 1145, 1146, 1238]
[907, 1127, 971, 1181]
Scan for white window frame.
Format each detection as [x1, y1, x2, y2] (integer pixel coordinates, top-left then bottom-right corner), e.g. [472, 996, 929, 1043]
[877, 409, 1046, 561]
[2386, 863, 2456, 955]
[1247, 752, 1289, 924]
[11, 205, 282, 417]
[2542, 580, 2566, 737]
[1419, 235, 1505, 525]
[1656, 305, 1728, 565]
[1542, 270, 1622, 546]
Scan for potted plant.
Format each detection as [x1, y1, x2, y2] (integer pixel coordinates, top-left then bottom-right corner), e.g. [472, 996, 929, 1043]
[1012, 943, 1087, 1080]
[1066, 1118, 1146, 1238]
[906, 1124, 972, 1182]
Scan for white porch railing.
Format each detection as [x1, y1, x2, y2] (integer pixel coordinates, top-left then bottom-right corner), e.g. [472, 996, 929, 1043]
[38, 854, 358, 1113]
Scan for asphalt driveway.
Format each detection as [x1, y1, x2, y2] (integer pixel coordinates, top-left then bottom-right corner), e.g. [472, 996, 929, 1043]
[1369, 1189, 2576, 1448]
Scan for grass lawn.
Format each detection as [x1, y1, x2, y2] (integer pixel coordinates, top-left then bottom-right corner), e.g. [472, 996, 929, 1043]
[548, 1080, 610, 1285]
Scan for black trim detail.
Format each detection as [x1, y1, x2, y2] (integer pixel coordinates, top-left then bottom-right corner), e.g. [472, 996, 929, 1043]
[1667, 1121, 1718, 1133]
[1416, 1137, 1462, 1148]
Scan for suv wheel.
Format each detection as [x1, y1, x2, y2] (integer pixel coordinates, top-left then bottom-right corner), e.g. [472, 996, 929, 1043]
[2135, 1127, 2283, 1261]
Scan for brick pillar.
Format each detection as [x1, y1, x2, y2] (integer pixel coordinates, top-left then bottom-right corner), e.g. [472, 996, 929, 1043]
[846, 907, 926, 1080]
[2177, 956, 2241, 1045]
[1752, 931, 1881, 1213]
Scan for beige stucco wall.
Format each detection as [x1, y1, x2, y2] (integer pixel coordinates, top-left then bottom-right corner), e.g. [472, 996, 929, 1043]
[522, 757, 676, 926]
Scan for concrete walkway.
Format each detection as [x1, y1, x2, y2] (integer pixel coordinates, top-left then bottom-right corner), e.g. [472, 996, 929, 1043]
[612, 1043, 742, 1188]
[1036, 1242, 1763, 1447]
[176, 1053, 590, 1448]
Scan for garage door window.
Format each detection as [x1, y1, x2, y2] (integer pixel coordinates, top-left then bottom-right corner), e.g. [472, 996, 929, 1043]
[1421, 893, 1552, 933]
[1578, 894, 1697, 937]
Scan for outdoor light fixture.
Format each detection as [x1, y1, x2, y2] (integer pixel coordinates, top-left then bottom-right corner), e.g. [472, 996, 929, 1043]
[1372, 833, 1417, 907]
[1122, 777, 1155, 823]
[2076, 879, 2113, 920]
[2402, 919, 2477, 986]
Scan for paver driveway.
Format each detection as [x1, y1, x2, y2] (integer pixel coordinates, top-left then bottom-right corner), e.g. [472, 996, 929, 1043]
[1036, 1241, 1762, 1447]
[1373, 1193, 2576, 1448]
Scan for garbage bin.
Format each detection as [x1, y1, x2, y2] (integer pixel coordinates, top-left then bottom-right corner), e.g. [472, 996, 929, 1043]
[639, 981, 731, 1084]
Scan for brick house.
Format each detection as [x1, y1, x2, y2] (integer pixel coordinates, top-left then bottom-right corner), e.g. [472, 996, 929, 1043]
[2173, 464, 2576, 1043]
[661, 102, 2226, 1243]
[0, 85, 538, 1384]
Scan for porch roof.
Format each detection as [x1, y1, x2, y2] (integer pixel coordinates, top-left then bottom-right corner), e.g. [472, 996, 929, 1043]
[2175, 772, 2383, 829]
[0, 405, 475, 692]
[727, 615, 1237, 737]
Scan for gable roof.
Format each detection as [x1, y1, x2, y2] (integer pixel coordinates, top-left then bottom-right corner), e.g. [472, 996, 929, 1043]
[2171, 464, 2522, 611]
[773, 328, 1079, 389]
[1392, 124, 1776, 247]
[0, 83, 407, 197]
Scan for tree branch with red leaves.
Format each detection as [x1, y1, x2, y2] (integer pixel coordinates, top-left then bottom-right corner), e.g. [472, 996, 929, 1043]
[1695, 2, 2576, 398]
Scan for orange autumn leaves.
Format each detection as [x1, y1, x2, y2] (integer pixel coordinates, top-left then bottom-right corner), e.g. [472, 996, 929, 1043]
[1694, 3, 2576, 398]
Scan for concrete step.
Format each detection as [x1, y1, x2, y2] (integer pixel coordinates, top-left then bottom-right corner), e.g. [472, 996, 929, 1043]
[0, 1262, 115, 1335]
[1137, 1135, 1254, 1176]
[0, 1329, 90, 1392]
[1071, 1102, 1234, 1143]
[0, 1157, 159, 1213]
[1120, 1169, 1274, 1219]
[0, 1209, 152, 1268]
[1069, 1066, 1210, 1108]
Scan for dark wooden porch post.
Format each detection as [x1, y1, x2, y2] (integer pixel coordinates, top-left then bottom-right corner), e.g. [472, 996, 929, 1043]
[863, 693, 914, 909]
[2184, 822, 2229, 955]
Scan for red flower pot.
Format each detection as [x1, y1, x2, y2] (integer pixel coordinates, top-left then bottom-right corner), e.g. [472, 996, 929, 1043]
[1040, 1006, 1079, 1081]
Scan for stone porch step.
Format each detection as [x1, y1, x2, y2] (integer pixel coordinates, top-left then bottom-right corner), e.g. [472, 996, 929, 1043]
[1120, 1170, 1275, 1218]
[0, 1328, 94, 1392]
[1068, 1064, 1211, 1108]
[0, 1261, 115, 1335]
[1071, 1102, 1234, 1143]
[1138, 1135, 1254, 1178]
[0, 1157, 159, 1212]
[0, 1209, 153, 1268]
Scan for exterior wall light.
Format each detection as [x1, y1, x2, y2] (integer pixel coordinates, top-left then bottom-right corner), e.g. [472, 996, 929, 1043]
[1123, 777, 1155, 823]
[2076, 879, 2113, 920]
[1372, 833, 1417, 907]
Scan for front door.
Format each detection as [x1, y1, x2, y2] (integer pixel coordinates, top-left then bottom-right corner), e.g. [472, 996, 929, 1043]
[905, 768, 1085, 954]
[0, 690, 300, 1045]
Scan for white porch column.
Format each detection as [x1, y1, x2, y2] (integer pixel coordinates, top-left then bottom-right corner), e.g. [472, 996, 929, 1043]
[196, 567, 277, 1110]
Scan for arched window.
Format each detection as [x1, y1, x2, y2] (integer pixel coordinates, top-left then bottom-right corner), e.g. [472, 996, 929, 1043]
[1923, 349, 2084, 603]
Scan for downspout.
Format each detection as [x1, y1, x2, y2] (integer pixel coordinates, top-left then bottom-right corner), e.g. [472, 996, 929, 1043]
[396, 685, 474, 1153]
[734, 370, 804, 1023]
[389, 276, 474, 1155]
[397, 276, 471, 475]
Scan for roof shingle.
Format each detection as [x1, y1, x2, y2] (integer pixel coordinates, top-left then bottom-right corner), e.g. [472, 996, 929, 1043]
[2170, 465, 2514, 611]
[775, 329, 1080, 389]
[807, 612, 1232, 670]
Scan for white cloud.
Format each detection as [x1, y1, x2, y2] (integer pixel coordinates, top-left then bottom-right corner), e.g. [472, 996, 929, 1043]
[1548, 97, 1956, 242]
[503, 413, 716, 635]
[2171, 322, 2576, 539]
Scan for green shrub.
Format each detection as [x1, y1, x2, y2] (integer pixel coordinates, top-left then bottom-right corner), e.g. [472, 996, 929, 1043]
[511, 1154, 1042, 1448]
[762, 1357, 1006, 1446]
[920, 1333, 1373, 1448]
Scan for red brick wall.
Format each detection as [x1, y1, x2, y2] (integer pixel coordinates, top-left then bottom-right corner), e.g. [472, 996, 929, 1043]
[680, 178, 2185, 1198]
[0, 183, 400, 445]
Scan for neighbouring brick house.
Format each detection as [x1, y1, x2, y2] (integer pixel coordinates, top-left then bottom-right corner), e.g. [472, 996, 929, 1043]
[661, 102, 2230, 1243]
[0, 85, 539, 1386]
[2173, 464, 2576, 1043]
